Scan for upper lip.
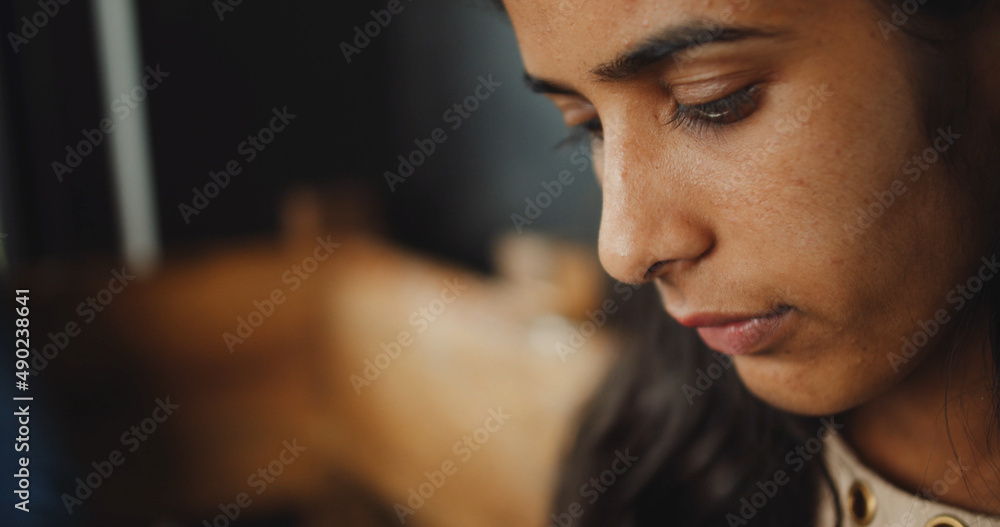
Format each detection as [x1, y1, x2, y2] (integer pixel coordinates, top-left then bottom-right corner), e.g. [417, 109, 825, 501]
[674, 307, 790, 328]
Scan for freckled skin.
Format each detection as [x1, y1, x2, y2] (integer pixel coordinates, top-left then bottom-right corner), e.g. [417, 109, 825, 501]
[505, 0, 1000, 513]
[506, 0, 998, 414]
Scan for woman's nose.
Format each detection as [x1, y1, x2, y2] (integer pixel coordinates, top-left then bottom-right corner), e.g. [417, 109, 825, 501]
[596, 124, 715, 285]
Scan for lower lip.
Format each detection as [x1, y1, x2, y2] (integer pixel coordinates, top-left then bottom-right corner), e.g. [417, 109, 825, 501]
[696, 309, 792, 356]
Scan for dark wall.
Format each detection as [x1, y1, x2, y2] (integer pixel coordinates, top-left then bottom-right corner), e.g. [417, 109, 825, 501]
[0, 0, 601, 270]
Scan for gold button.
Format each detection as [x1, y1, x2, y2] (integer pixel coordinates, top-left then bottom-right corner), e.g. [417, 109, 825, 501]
[924, 515, 966, 527]
[847, 480, 877, 525]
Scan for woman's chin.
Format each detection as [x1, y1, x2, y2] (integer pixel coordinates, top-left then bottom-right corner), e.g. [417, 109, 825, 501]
[731, 353, 892, 417]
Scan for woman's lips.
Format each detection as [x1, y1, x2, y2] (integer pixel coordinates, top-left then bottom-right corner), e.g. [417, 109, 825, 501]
[678, 307, 793, 356]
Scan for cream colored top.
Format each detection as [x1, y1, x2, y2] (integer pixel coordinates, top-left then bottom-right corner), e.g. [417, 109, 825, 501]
[817, 432, 1000, 527]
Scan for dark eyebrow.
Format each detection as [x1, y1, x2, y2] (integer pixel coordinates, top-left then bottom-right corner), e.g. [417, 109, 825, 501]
[524, 22, 783, 95]
[592, 24, 782, 81]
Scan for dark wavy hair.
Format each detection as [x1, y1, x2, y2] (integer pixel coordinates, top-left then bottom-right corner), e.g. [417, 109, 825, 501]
[488, 0, 999, 525]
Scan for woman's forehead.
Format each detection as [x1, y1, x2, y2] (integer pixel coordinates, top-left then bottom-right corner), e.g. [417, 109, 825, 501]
[505, 0, 821, 85]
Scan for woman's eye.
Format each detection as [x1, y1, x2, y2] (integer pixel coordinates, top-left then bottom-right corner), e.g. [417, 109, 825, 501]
[555, 83, 759, 148]
[670, 83, 762, 132]
[556, 116, 603, 150]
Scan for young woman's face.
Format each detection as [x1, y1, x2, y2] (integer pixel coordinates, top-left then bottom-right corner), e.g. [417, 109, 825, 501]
[506, 0, 998, 415]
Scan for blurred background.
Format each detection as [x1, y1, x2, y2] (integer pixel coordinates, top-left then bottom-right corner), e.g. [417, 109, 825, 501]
[0, 1, 627, 525]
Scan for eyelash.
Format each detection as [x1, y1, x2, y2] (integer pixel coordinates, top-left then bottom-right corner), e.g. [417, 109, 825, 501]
[670, 83, 762, 133]
[556, 117, 603, 150]
[556, 83, 762, 149]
